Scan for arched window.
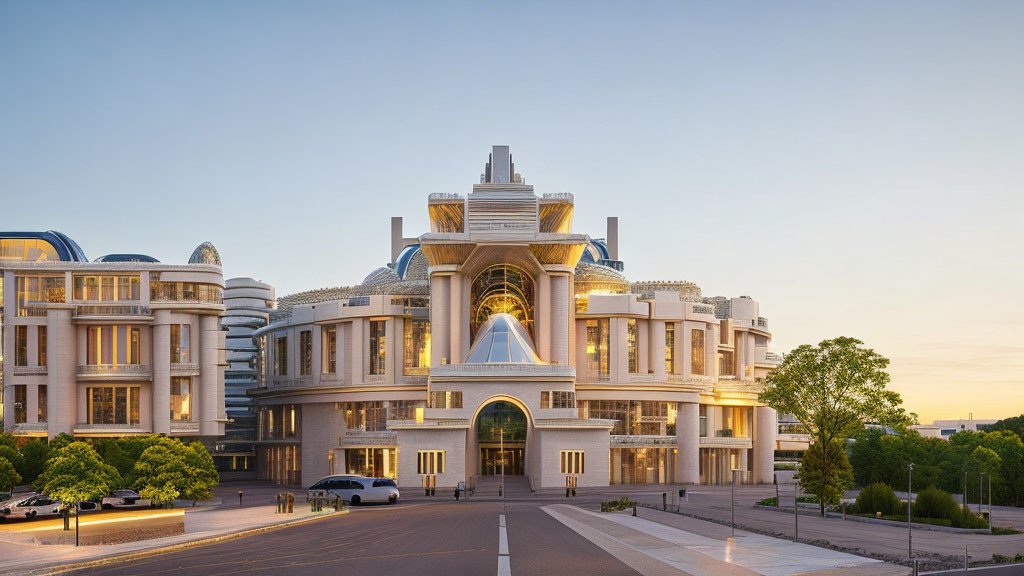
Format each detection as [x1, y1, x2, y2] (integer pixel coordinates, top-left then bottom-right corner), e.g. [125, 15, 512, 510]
[470, 264, 534, 341]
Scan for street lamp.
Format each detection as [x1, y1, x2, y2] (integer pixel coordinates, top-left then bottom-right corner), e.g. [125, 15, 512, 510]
[730, 468, 741, 538]
[908, 463, 914, 559]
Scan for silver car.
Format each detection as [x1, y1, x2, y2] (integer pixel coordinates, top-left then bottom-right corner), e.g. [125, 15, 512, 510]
[308, 475, 400, 505]
[0, 493, 62, 520]
[102, 490, 151, 510]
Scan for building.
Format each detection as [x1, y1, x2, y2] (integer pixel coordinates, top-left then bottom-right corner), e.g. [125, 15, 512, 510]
[217, 277, 275, 478]
[911, 417, 999, 440]
[0, 232, 226, 441]
[252, 146, 782, 489]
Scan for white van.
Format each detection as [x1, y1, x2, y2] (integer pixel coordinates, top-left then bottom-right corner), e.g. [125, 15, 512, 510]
[308, 475, 399, 505]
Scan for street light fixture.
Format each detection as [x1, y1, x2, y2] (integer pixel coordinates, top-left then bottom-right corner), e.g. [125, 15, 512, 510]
[908, 462, 914, 559]
[730, 468, 741, 538]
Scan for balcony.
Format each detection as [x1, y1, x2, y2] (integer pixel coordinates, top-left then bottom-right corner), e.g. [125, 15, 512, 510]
[534, 417, 617, 429]
[430, 363, 576, 380]
[610, 435, 677, 447]
[74, 423, 150, 435]
[170, 362, 201, 375]
[342, 430, 398, 447]
[269, 376, 311, 389]
[13, 366, 47, 376]
[11, 423, 48, 436]
[74, 304, 151, 320]
[699, 436, 753, 449]
[170, 421, 200, 435]
[76, 364, 152, 380]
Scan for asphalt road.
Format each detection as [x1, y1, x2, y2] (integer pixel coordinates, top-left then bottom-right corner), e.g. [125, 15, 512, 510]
[71, 500, 640, 576]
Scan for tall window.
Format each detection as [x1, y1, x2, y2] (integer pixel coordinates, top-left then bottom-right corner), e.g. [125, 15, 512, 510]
[16, 276, 64, 316]
[15, 326, 27, 366]
[403, 319, 430, 375]
[275, 336, 288, 376]
[626, 319, 638, 374]
[73, 275, 140, 301]
[130, 328, 141, 364]
[691, 329, 705, 375]
[38, 385, 47, 423]
[171, 324, 191, 363]
[299, 330, 312, 376]
[586, 319, 609, 379]
[170, 377, 191, 420]
[13, 385, 27, 424]
[428, 390, 462, 409]
[665, 324, 675, 374]
[719, 351, 735, 376]
[341, 402, 387, 431]
[541, 391, 575, 409]
[369, 320, 386, 375]
[86, 325, 140, 365]
[389, 400, 425, 421]
[583, 400, 677, 436]
[87, 386, 141, 425]
[37, 326, 47, 367]
[322, 326, 337, 374]
[561, 450, 585, 474]
[417, 451, 445, 474]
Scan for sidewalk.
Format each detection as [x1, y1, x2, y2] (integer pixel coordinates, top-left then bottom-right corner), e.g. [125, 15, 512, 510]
[0, 503, 345, 575]
[543, 504, 907, 576]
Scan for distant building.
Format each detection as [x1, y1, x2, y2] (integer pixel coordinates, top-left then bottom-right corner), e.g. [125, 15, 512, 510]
[911, 417, 999, 440]
[251, 146, 784, 489]
[0, 232, 226, 441]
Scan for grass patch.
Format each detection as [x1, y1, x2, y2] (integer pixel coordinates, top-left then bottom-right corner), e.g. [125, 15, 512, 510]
[992, 553, 1024, 563]
[774, 462, 797, 471]
[756, 495, 818, 507]
[991, 526, 1022, 535]
[600, 497, 635, 512]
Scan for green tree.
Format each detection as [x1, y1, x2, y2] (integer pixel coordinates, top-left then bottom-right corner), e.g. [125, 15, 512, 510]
[34, 442, 120, 505]
[0, 445, 24, 480]
[133, 444, 187, 506]
[181, 442, 219, 504]
[48, 433, 75, 453]
[17, 440, 50, 485]
[0, 457, 22, 492]
[0, 433, 16, 450]
[796, 440, 853, 508]
[759, 337, 911, 516]
[981, 415, 1024, 440]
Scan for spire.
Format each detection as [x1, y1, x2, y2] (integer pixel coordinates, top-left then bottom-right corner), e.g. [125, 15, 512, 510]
[480, 145, 524, 184]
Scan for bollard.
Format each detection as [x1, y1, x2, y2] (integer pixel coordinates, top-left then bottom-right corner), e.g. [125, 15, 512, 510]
[276, 493, 282, 514]
[499, 485, 503, 497]
[632, 504, 637, 517]
[286, 493, 294, 514]
[662, 492, 667, 511]
[335, 496, 341, 511]
[238, 490, 243, 507]
[572, 488, 576, 497]
[566, 488, 570, 498]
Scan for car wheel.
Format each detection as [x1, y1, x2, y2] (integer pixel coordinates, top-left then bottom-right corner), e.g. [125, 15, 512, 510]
[27, 511, 36, 519]
[350, 495, 361, 506]
[102, 504, 114, 510]
[388, 495, 398, 505]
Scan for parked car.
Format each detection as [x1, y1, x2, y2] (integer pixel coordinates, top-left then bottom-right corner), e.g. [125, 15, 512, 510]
[0, 493, 62, 520]
[102, 490, 151, 510]
[308, 475, 399, 505]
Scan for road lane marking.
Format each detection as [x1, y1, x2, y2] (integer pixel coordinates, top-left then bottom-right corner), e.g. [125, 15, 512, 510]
[498, 514, 511, 576]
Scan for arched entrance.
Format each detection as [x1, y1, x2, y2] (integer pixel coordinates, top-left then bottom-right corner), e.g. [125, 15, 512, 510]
[476, 401, 527, 475]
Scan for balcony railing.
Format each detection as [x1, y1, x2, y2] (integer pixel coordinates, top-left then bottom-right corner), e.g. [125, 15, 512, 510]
[342, 430, 398, 447]
[13, 366, 48, 376]
[534, 418, 617, 429]
[74, 423, 149, 433]
[170, 421, 200, 434]
[74, 304, 151, 317]
[629, 373, 656, 383]
[77, 364, 151, 377]
[699, 436, 753, 448]
[691, 305, 716, 316]
[430, 363, 576, 379]
[366, 374, 386, 383]
[610, 435, 677, 447]
[270, 377, 310, 388]
[12, 423, 48, 434]
[170, 362, 200, 373]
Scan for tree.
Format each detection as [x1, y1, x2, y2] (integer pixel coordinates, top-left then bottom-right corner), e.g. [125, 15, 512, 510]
[796, 440, 853, 507]
[181, 441, 219, 504]
[0, 446, 24, 481]
[759, 337, 911, 515]
[133, 444, 186, 506]
[34, 442, 119, 505]
[981, 415, 1024, 440]
[0, 457, 22, 492]
[48, 433, 74, 453]
[17, 440, 51, 485]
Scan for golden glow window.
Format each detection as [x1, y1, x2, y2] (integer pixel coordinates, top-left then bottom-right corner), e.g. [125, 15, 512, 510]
[16, 275, 64, 316]
[627, 319, 638, 374]
[150, 276, 223, 303]
[299, 330, 312, 376]
[719, 351, 735, 377]
[37, 326, 47, 367]
[417, 450, 445, 474]
[560, 450, 585, 474]
[37, 385, 47, 423]
[586, 319, 609, 379]
[73, 275, 140, 301]
[170, 324, 191, 363]
[665, 324, 675, 374]
[0, 239, 59, 262]
[13, 385, 26, 424]
[87, 325, 142, 365]
[428, 390, 462, 409]
[369, 320, 386, 375]
[691, 329, 705, 375]
[15, 326, 27, 366]
[541, 391, 575, 409]
[403, 319, 430, 375]
[170, 377, 191, 421]
[87, 386, 141, 425]
[275, 336, 288, 376]
[322, 326, 337, 374]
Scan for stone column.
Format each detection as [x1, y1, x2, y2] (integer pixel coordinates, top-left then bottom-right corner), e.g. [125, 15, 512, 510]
[677, 401, 700, 484]
[46, 308, 75, 439]
[550, 275, 568, 365]
[536, 273, 551, 362]
[736, 332, 746, 379]
[430, 274, 450, 365]
[449, 273, 463, 364]
[755, 406, 777, 484]
[650, 320, 666, 381]
[152, 311, 171, 435]
[199, 314, 221, 436]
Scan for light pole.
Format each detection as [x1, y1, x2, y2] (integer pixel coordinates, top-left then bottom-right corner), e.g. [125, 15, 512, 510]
[500, 427, 505, 499]
[908, 463, 914, 559]
[730, 468, 740, 538]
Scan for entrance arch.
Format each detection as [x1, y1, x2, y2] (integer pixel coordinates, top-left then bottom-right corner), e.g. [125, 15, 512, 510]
[475, 400, 528, 476]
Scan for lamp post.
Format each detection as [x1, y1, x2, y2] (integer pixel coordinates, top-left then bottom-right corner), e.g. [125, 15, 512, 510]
[730, 468, 741, 538]
[500, 427, 505, 499]
[908, 463, 914, 559]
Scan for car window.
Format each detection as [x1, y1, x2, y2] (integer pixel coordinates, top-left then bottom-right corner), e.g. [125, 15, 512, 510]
[349, 481, 364, 490]
[310, 480, 325, 490]
[372, 479, 396, 487]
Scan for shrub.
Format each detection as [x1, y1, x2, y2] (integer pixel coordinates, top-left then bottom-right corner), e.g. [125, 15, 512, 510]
[774, 462, 797, 471]
[912, 487, 958, 521]
[854, 483, 903, 516]
[950, 507, 988, 529]
[600, 497, 634, 512]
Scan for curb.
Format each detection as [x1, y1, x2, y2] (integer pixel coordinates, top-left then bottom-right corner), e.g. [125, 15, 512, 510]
[22, 509, 348, 576]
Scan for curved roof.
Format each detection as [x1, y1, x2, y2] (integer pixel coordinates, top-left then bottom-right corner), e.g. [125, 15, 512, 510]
[466, 313, 543, 364]
[362, 266, 400, 287]
[574, 261, 630, 294]
[189, 242, 222, 266]
[0, 231, 88, 262]
[95, 253, 160, 263]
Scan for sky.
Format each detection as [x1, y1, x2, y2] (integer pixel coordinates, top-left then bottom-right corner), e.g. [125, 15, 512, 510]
[1, 1, 1022, 423]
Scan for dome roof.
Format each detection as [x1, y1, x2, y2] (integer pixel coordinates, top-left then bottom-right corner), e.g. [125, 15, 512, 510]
[466, 314, 543, 364]
[95, 253, 160, 263]
[574, 261, 629, 294]
[189, 242, 222, 266]
[402, 249, 429, 280]
[362, 266, 400, 287]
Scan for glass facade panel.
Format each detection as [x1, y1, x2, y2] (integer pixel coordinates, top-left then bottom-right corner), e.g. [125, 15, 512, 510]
[581, 400, 676, 436]
[171, 324, 191, 363]
[627, 319, 638, 373]
[37, 385, 47, 423]
[345, 448, 397, 478]
[170, 377, 191, 420]
[719, 350, 735, 377]
[665, 323, 675, 374]
[0, 239, 59, 262]
[691, 329, 705, 375]
[16, 276, 64, 316]
[299, 330, 312, 376]
[470, 264, 535, 340]
[341, 401, 387, 431]
[87, 386, 140, 425]
[72, 275, 140, 301]
[322, 326, 336, 374]
[150, 278, 223, 303]
[610, 448, 676, 484]
[403, 319, 430, 375]
[369, 320, 386, 375]
[585, 319, 609, 379]
[258, 444, 301, 486]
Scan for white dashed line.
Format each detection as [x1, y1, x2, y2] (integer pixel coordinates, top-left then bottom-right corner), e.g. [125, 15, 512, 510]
[498, 513, 511, 576]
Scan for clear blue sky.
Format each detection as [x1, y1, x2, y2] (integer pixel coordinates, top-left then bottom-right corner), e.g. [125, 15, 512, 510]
[2, 1, 1022, 421]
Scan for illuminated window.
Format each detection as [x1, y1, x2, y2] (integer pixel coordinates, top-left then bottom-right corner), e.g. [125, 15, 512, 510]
[322, 326, 337, 374]
[87, 386, 141, 425]
[87, 326, 139, 365]
[0, 238, 59, 262]
[560, 450, 585, 474]
[16, 276, 64, 316]
[719, 351, 735, 377]
[299, 330, 312, 376]
[73, 275, 140, 301]
[585, 400, 676, 436]
[37, 385, 47, 423]
[130, 328, 141, 365]
[470, 264, 535, 340]
[665, 324, 675, 374]
[275, 336, 288, 376]
[15, 326, 27, 366]
[541, 390, 575, 409]
[417, 451, 445, 474]
[341, 401, 386, 431]
[428, 390, 462, 409]
[403, 319, 431, 375]
[691, 329, 705, 375]
[171, 324, 191, 363]
[13, 385, 26, 424]
[627, 319, 638, 374]
[389, 400, 425, 420]
[369, 320, 386, 375]
[150, 276, 223, 304]
[170, 377, 191, 421]
[586, 319, 609, 379]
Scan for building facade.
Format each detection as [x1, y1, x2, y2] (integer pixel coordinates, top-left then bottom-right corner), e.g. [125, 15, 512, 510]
[0, 233, 226, 441]
[253, 146, 782, 489]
